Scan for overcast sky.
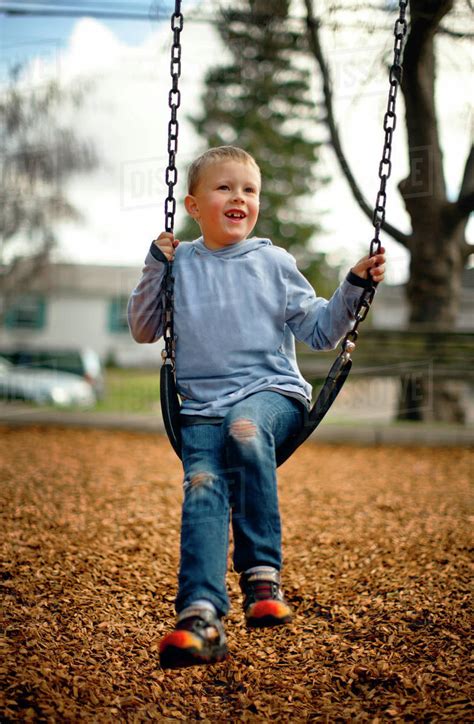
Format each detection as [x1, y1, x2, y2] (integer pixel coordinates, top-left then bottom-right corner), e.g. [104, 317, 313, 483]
[1, 2, 472, 284]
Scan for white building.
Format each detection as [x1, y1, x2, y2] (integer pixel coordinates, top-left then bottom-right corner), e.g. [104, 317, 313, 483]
[0, 262, 159, 367]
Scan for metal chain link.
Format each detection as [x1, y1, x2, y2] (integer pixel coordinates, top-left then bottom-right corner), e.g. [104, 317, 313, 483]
[162, 0, 183, 369]
[341, 0, 408, 359]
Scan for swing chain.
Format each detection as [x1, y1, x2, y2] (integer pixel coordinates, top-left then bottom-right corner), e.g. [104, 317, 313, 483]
[161, 271, 176, 367]
[164, 0, 184, 235]
[162, 0, 183, 369]
[371, 0, 408, 246]
[341, 0, 408, 360]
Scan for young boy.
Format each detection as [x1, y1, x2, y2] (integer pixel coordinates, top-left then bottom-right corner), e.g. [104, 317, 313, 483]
[128, 146, 385, 669]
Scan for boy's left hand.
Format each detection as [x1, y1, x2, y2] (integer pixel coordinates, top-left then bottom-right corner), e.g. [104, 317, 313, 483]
[351, 247, 386, 284]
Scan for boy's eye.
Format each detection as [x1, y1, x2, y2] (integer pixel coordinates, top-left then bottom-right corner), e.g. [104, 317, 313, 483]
[245, 187, 256, 194]
[218, 184, 229, 190]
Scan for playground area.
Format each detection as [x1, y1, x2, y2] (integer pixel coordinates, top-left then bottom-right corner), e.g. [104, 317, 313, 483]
[1, 426, 472, 721]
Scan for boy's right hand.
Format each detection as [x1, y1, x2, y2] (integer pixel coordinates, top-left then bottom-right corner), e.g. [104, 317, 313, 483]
[154, 231, 179, 261]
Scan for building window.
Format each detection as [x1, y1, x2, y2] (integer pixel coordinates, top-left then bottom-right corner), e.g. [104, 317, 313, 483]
[4, 295, 46, 330]
[109, 297, 129, 333]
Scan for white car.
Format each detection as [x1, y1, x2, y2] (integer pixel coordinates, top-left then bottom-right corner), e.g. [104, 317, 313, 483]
[0, 356, 96, 408]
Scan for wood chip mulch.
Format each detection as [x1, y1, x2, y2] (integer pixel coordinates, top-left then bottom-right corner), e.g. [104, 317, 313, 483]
[0, 426, 472, 722]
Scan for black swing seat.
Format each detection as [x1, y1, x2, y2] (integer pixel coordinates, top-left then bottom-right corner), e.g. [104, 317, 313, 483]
[160, 361, 182, 458]
[160, 353, 352, 467]
[275, 354, 352, 466]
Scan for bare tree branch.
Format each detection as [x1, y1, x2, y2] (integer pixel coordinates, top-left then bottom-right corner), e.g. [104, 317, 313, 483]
[456, 145, 474, 219]
[438, 25, 474, 38]
[457, 190, 474, 216]
[460, 238, 474, 261]
[304, 0, 409, 248]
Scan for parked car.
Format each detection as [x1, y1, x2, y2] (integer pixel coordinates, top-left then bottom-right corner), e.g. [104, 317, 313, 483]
[0, 355, 96, 408]
[0, 347, 104, 400]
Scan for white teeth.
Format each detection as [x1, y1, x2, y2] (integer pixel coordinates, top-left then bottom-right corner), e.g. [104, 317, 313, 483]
[226, 212, 245, 219]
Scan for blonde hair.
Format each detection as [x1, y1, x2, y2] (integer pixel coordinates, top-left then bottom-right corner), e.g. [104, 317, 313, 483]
[187, 146, 261, 195]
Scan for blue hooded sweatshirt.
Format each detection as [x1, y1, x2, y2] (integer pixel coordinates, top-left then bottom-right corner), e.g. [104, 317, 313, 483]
[128, 236, 369, 418]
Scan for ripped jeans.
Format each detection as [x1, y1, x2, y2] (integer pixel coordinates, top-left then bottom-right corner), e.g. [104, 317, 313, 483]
[175, 391, 304, 617]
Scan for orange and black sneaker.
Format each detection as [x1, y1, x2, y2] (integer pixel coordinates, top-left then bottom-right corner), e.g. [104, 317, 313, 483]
[159, 606, 228, 669]
[240, 568, 293, 628]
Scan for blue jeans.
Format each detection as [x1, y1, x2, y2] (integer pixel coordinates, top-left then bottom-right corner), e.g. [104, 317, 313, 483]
[176, 391, 304, 617]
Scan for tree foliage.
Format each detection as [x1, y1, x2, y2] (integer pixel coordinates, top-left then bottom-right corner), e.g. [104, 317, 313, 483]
[178, 0, 339, 294]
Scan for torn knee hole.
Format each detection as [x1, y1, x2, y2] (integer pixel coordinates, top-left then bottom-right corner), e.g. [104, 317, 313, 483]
[230, 418, 257, 442]
[189, 472, 214, 489]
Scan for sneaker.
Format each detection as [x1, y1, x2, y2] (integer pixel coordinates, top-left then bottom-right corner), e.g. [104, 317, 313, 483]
[240, 569, 293, 628]
[159, 606, 228, 669]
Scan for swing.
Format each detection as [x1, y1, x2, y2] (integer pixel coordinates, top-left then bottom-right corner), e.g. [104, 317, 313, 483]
[160, 0, 408, 467]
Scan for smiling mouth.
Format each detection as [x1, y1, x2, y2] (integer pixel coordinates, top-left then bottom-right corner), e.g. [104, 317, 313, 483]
[225, 211, 246, 220]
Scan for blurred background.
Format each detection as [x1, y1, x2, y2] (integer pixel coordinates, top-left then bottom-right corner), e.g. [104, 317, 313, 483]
[0, 0, 472, 428]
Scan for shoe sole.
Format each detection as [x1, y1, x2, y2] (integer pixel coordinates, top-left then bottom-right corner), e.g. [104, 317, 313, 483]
[246, 613, 292, 628]
[160, 643, 228, 669]
[245, 600, 293, 628]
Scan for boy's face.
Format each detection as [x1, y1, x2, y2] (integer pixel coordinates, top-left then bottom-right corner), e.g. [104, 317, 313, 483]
[184, 160, 260, 250]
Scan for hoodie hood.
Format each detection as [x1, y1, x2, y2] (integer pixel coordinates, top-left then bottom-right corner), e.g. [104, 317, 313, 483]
[193, 236, 272, 258]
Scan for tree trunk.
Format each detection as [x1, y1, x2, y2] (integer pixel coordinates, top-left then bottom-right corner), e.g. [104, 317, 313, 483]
[397, 224, 467, 422]
[397, 0, 471, 423]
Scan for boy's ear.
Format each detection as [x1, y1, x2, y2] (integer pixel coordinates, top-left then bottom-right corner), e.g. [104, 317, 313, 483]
[184, 194, 199, 220]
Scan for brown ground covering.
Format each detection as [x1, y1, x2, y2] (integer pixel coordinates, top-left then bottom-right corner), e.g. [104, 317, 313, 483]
[0, 426, 472, 722]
